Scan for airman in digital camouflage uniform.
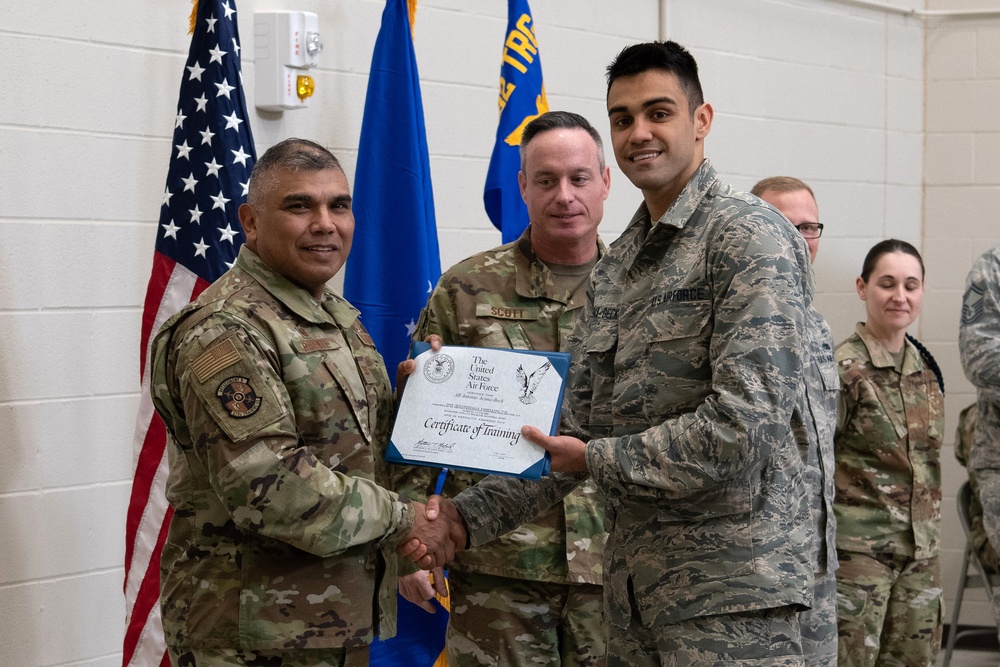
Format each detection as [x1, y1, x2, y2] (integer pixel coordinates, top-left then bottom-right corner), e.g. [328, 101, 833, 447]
[833, 240, 944, 667]
[960, 243, 1000, 635]
[150, 139, 456, 667]
[396, 111, 610, 667]
[753, 177, 840, 667]
[414, 41, 815, 666]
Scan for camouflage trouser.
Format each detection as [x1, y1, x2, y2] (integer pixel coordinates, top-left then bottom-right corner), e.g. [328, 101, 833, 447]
[446, 569, 606, 666]
[608, 605, 804, 667]
[971, 469, 1000, 635]
[834, 551, 942, 667]
[800, 569, 838, 667]
[168, 645, 366, 667]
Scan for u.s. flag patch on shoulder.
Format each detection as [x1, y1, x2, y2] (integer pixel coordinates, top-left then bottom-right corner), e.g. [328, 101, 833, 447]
[962, 283, 985, 325]
[216, 376, 262, 418]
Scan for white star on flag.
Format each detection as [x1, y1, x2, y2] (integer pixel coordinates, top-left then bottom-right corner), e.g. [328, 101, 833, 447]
[215, 78, 236, 99]
[175, 140, 193, 159]
[187, 61, 205, 81]
[175, 111, 187, 129]
[223, 111, 243, 131]
[162, 220, 181, 239]
[194, 94, 209, 112]
[193, 237, 210, 257]
[232, 38, 241, 57]
[200, 127, 215, 145]
[189, 205, 203, 224]
[405, 319, 418, 337]
[162, 188, 173, 206]
[181, 173, 198, 193]
[231, 146, 251, 166]
[218, 224, 239, 243]
[240, 180, 250, 196]
[205, 158, 223, 177]
[210, 191, 231, 210]
[222, 1, 235, 19]
[208, 45, 226, 65]
[206, 15, 217, 32]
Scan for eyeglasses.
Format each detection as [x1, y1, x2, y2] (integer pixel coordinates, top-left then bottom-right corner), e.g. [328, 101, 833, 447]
[795, 222, 824, 239]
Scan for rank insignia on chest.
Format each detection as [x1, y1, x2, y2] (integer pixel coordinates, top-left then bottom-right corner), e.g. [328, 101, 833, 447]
[216, 376, 262, 418]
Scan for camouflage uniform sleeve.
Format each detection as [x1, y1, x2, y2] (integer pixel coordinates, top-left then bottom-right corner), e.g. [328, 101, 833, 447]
[584, 214, 805, 497]
[413, 275, 462, 345]
[158, 313, 415, 556]
[960, 248, 1000, 402]
[452, 472, 588, 548]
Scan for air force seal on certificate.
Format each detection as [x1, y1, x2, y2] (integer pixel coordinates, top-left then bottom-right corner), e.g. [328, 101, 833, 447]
[423, 353, 455, 383]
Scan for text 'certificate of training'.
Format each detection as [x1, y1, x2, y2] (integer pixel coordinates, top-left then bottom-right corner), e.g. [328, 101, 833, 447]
[386, 343, 570, 479]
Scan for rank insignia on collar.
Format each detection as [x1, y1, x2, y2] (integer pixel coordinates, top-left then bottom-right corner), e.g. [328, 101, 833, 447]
[216, 376, 261, 418]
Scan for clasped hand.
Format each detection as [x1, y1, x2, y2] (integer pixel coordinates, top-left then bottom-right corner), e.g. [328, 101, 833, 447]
[398, 495, 466, 569]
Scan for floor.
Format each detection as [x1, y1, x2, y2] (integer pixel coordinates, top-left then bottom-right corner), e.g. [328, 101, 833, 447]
[941, 648, 1000, 666]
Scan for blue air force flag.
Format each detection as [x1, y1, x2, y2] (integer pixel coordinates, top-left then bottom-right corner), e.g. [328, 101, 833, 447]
[483, 0, 548, 244]
[343, 0, 441, 384]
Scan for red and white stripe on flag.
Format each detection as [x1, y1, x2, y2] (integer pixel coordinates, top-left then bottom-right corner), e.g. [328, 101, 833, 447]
[122, 0, 255, 663]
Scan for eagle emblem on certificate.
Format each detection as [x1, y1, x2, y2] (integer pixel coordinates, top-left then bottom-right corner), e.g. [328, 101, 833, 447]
[516, 361, 551, 404]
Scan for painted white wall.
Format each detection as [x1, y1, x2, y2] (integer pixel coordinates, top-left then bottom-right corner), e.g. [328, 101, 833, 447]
[0, 0, 993, 663]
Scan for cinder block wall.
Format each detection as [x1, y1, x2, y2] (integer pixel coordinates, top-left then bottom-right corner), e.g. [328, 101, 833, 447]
[0, 0, 990, 664]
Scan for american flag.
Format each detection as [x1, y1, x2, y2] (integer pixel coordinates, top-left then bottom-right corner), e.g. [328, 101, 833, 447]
[122, 1, 255, 665]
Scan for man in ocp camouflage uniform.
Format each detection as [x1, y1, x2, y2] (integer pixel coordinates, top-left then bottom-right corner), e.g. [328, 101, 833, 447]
[412, 41, 815, 666]
[960, 243, 1000, 637]
[753, 177, 839, 667]
[396, 111, 609, 666]
[954, 404, 1000, 574]
[150, 139, 457, 667]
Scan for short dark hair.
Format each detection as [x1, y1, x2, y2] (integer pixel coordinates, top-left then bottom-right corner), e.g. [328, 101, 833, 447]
[247, 138, 343, 207]
[606, 41, 704, 115]
[519, 111, 606, 171]
[751, 176, 816, 201]
[860, 238, 925, 282]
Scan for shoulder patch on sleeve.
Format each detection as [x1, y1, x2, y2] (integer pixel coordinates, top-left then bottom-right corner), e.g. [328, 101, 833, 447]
[190, 337, 242, 382]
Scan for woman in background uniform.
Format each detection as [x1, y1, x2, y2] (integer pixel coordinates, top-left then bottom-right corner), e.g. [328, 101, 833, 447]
[833, 239, 945, 667]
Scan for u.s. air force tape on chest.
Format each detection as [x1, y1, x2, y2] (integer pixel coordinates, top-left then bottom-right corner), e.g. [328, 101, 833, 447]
[386, 343, 570, 480]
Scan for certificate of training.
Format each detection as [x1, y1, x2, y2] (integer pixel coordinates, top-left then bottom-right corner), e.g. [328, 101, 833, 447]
[386, 343, 571, 479]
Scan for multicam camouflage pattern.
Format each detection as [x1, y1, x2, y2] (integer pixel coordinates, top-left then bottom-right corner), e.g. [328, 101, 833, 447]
[444, 570, 605, 667]
[833, 323, 944, 560]
[954, 404, 1000, 573]
[607, 605, 804, 667]
[168, 645, 368, 667]
[150, 247, 414, 652]
[395, 228, 608, 665]
[455, 161, 814, 642]
[834, 551, 942, 667]
[400, 228, 606, 585]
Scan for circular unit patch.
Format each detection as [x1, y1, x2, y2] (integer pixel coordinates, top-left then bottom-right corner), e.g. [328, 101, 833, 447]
[216, 376, 262, 418]
[423, 354, 455, 383]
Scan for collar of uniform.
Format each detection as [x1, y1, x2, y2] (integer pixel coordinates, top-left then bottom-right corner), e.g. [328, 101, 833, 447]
[854, 321, 923, 374]
[235, 246, 350, 326]
[514, 226, 604, 303]
[651, 158, 718, 231]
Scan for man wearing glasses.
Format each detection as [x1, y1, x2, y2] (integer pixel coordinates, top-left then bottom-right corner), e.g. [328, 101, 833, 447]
[753, 176, 838, 667]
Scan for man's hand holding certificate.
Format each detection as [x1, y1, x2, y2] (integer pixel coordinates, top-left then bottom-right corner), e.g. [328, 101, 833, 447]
[387, 344, 570, 479]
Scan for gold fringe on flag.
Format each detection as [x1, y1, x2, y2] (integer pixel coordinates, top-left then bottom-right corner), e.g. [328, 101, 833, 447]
[407, 0, 418, 39]
[189, 0, 199, 35]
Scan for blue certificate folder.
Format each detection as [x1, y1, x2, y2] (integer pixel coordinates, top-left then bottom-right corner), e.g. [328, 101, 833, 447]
[385, 342, 571, 479]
